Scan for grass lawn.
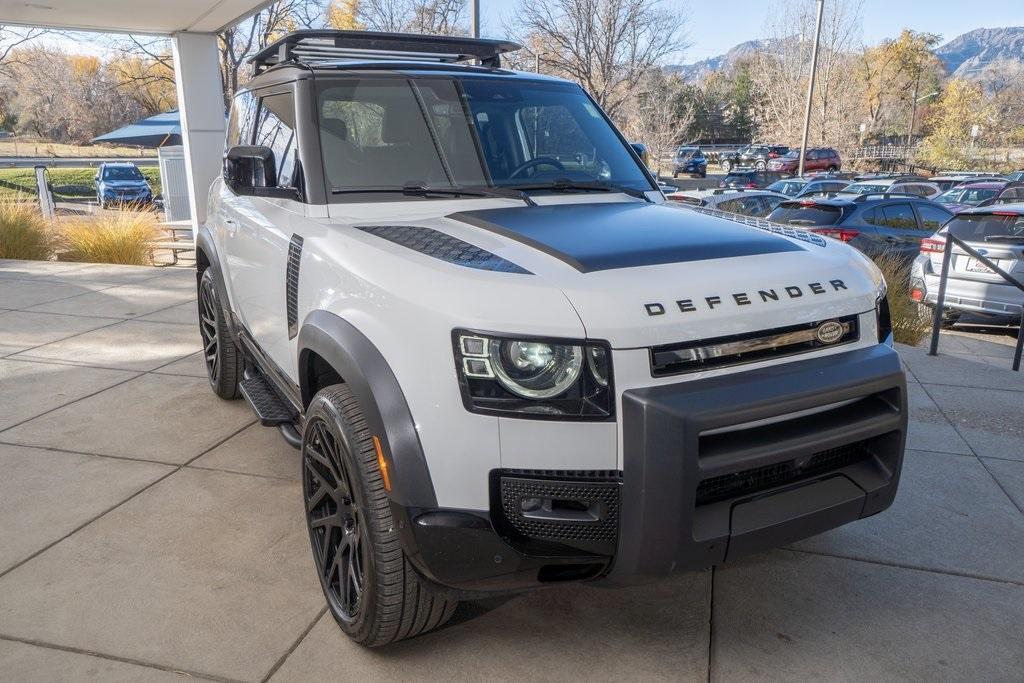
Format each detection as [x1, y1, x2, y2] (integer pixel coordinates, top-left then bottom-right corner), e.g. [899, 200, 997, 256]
[0, 167, 162, 201]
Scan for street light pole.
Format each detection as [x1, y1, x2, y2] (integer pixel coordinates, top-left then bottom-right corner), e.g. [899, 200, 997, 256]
[470, 0, 479, 38]
[797, 0, 825, 177]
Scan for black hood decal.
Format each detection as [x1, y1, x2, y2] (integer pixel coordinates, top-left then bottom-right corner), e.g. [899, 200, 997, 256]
[448, 202, 804, 273]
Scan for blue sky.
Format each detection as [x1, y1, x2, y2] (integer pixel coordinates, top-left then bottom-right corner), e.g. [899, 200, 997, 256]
[481, 0, 1024, 63]
[46, 0, 1024, 62]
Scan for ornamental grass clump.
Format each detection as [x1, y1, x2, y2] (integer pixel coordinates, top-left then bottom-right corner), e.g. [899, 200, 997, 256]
[0, 200, 53, 260]
[872, 249, 932, 346]
[57, 209, 160, 265]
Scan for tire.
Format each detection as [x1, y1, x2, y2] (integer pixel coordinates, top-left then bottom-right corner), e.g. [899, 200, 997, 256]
[672, 170, 678, 179]
[699, 169, 707, 179]
[827, 165, 838, 172]
[198, 268, 242, 399]
[755, 160, 766, 170]
[721, 160, 732, 172]
[303, 384, 458, 647]
[940, 310, 962, 329]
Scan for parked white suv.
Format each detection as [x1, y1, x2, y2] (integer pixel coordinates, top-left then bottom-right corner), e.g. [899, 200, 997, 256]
[196, 30, 908, 647]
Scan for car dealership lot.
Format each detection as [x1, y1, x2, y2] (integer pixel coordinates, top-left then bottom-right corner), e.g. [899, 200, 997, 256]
[0, 259, 1022, 681]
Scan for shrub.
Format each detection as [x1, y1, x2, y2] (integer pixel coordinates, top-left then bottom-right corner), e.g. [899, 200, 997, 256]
[0, 201, 53, 260]
[56, 209, 160, 266]
[872, 250, 932, 346]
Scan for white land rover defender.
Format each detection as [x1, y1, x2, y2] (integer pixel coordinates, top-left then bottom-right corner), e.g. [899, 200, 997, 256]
[196, 30, 908, 646]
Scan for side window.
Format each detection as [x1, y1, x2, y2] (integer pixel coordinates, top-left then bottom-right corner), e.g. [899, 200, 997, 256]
[717, 198, 741, 214]
[880, 204, 917, 229]
[916, 203, 952, 231]
[862, 208, 877, 225]
[254, 92, 297, 189]
[225, 90, 256, 150]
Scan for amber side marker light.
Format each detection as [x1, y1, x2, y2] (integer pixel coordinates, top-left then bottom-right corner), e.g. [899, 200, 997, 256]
[372, 435, 391, 491]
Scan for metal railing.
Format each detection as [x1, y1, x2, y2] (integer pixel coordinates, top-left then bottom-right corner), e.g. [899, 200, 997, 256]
[927, 232, 1024, 371]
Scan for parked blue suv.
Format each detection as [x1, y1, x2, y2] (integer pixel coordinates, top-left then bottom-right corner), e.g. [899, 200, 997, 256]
[671, 146, 707, 178]
[94, 162, 153, 208]
[766, 193, 954, 261]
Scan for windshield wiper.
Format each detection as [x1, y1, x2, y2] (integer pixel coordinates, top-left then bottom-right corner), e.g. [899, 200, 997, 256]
[508, 178, 651, 202]
[331, 184, 536, 205]
[983, 235, 1024, 243]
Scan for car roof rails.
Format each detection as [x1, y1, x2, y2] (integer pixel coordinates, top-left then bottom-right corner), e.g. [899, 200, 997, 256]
[250, 29, 522, 74]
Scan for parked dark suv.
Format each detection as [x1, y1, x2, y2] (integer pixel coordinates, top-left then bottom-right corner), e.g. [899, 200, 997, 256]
[720, 144, 789, 172]
[671, 146, 707, 178]
[767, 147, 841, 174]
[767, 194, 953, 260]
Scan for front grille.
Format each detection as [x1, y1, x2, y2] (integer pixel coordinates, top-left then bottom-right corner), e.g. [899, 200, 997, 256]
[498, 474, 620, 543]
[651, 315, 859, 377]
[695, 442, 871, 505]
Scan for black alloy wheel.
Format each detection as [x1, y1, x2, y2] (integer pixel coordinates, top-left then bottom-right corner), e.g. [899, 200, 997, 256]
[197, 268, 241, 399]
[303, 415, 368, 621]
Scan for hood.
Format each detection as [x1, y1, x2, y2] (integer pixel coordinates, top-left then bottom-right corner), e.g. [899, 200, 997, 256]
[440, 201, 882, 348]
[102, 179, 149, 189]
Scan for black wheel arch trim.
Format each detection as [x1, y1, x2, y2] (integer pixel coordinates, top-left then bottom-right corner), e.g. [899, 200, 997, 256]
[195, 225, 241, 343]
[297, 309, 438, 509]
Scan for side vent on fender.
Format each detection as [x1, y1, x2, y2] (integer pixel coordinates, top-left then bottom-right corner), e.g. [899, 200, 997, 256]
[286, 234, 303, 339]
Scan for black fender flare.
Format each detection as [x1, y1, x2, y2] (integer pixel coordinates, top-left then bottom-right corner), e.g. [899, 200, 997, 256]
[195, 225, 242, 342]
[297, 310, 438, 509]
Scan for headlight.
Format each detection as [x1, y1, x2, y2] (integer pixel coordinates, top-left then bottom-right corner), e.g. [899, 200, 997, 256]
[454, 331, 613, 419]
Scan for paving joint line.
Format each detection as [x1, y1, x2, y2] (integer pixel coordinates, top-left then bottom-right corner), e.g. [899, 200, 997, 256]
[916, 382, 1024, 517]
[0, 421, 256, 582]
[260, 607, 327, 682]
[781, 547, 1024, 587]
[706, 566, 715, 683]
[0, 633, 239, 683]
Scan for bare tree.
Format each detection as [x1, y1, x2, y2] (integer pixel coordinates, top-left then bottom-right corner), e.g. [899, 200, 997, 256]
[751, 0, 862, 147]
[358, 0, 467, 35]
[619, 69, 694, 177]
[513, 0, 688, 120]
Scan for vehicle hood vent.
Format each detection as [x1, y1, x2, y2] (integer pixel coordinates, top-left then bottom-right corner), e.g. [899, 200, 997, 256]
[355, 224, 531, 274]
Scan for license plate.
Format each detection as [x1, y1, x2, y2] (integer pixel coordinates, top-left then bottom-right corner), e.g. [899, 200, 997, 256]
[965, 257, 994, 274]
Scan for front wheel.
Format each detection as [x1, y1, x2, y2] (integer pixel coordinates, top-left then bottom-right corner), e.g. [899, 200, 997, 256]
[302, 384, 458, 646]
[755, 160, 766, 170]
[198, 268, 242, 399]
[721, 160, 732, 172]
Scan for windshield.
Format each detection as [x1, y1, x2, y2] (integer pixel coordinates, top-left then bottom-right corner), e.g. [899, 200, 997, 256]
[676, 147, 697, 159]
[767, 180, 805, 196]
[317, 77, 652, 196]
[935, 189, 962, 204]
[958, 187, 999, 205]
[840, 182, 888, 195]
[781, 150, 800, 159]
[102, 166, 144, 181]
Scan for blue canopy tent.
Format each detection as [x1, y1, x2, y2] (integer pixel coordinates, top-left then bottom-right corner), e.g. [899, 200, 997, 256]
[92, 110, 181, 147]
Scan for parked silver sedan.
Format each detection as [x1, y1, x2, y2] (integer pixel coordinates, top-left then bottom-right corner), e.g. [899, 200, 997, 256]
[911, 204, 1024, 325]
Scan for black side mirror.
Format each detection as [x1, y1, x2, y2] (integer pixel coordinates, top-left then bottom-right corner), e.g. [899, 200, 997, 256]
[224, 145, 278, 196]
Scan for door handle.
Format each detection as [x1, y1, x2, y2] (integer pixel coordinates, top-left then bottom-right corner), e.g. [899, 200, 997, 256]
[224, 218, 237, 234]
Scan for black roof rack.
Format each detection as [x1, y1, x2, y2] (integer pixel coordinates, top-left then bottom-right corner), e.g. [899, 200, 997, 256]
[250, 30, 522, 74]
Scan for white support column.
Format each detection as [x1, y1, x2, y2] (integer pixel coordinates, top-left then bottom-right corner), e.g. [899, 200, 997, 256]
[171, 32, 224, 234]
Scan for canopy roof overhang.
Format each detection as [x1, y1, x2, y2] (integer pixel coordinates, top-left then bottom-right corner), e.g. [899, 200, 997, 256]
[0, 0, 273, 34]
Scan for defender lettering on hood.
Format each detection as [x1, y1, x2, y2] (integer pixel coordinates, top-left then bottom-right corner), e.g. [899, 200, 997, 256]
[644, 279, 849, 316]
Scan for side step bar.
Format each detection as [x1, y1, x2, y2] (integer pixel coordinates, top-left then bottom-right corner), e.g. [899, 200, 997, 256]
[240, 375, 295, 426]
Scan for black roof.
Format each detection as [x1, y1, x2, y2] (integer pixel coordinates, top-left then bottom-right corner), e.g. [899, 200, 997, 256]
[250, 30, 522, 74]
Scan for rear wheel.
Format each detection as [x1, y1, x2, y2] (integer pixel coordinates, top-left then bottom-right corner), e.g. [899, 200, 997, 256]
[302, 384, 458, 647]
[198, 268, 242, 399]
[755, 160, 766, 171]
[827, 165, 838, 172]
[721, 160, 733, 172]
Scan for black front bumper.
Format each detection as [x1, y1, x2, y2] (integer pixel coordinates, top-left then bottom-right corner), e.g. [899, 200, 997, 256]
[405, 344, 907, 593]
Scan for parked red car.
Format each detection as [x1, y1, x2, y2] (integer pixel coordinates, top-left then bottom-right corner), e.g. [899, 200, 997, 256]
[767, 147, 842, 174]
